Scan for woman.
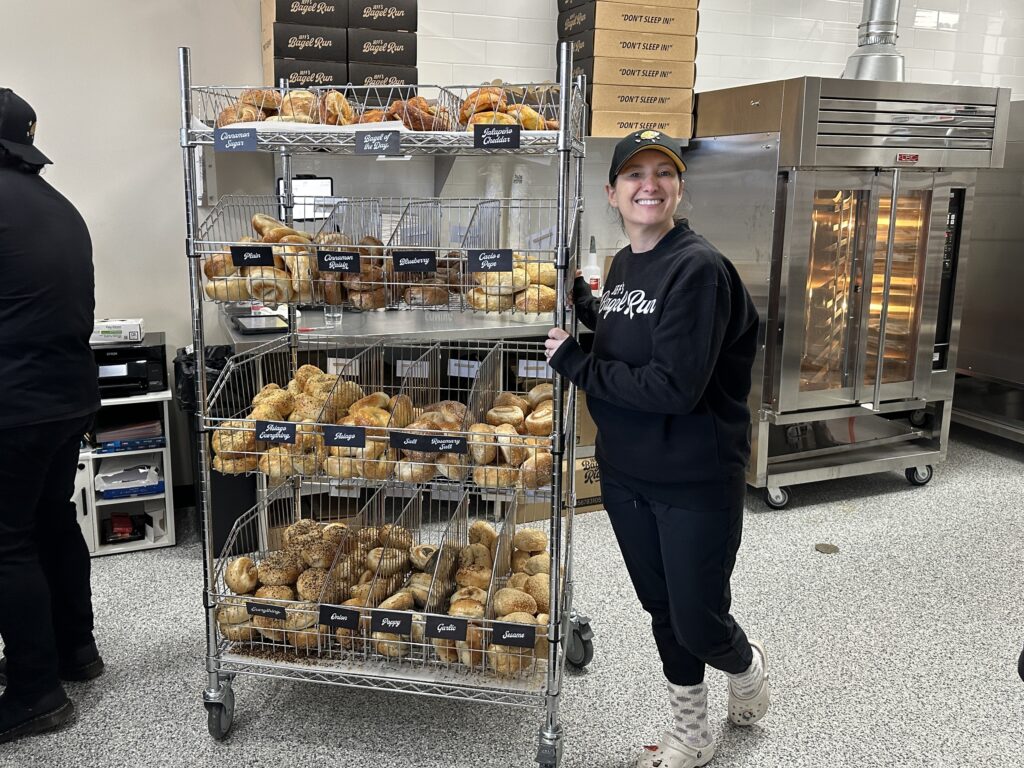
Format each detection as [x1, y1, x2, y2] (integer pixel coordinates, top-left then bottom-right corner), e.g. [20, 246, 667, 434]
[545, 130, 768, 768]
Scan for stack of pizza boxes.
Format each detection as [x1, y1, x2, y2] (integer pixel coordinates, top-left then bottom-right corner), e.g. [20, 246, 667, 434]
[557, 0, 698, 139]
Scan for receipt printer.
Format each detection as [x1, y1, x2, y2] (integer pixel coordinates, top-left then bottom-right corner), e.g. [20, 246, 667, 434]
[92, 332, 168, 397]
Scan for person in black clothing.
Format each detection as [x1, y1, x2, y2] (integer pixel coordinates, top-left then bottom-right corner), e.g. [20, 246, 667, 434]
[0, 89, 104, 744]
[546, 131, 768, 768]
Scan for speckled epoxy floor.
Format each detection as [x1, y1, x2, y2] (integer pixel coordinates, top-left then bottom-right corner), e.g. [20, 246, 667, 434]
[3, 425, 1023, 768]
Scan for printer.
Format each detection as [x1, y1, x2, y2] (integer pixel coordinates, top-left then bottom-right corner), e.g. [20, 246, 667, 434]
[92, 332, 168, 397]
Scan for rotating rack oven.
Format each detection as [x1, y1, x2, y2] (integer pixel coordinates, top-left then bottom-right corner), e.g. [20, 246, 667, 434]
[684, 76, 1010, 508]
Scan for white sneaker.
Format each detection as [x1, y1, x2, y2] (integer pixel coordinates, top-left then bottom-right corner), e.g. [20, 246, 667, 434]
[727, 639, 770, 726]
[634, 731, 715, 768]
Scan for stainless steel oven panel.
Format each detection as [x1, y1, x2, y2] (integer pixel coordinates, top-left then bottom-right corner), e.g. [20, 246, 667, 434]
[683, 133, 780, 481]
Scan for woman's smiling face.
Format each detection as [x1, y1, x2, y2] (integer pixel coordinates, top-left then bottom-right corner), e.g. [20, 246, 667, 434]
[606, 148, 684, 231]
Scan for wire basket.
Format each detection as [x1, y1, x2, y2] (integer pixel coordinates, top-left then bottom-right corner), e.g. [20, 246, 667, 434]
[195, 194, 564, 320]
[205, 339, 560, 497]
[191, 85, 463, 132]
[211, 484, 557, 688]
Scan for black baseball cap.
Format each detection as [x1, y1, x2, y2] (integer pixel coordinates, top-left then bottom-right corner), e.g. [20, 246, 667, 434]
[608, 129, 685, 184]
[0, 89, 52, 166]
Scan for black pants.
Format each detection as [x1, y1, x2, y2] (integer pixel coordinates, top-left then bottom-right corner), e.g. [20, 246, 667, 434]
[0, 415, 96, 700]
[601, 471, 753, 685]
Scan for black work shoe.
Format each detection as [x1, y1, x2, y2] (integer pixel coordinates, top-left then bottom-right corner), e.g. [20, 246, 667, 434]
[0, 643, 103, 686]
[0, 688, 75, 744]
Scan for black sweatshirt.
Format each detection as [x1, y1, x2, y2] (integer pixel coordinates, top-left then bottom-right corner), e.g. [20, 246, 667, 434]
[549, 221, 758, 485]
[0, 167, 99, 429]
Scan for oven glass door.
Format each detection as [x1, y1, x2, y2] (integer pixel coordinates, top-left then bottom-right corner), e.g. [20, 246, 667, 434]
[778, 171, 881, 412]
[857, 175, 933, 404]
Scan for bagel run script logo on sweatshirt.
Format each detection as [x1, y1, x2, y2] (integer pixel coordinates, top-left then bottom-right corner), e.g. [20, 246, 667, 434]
[598, 282, 657, 319]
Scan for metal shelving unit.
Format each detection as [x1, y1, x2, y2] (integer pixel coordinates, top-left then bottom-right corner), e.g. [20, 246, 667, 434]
[178, 44, 588, 767]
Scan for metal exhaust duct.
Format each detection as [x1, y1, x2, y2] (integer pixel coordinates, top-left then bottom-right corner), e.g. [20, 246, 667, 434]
[841, 0, 905, 82]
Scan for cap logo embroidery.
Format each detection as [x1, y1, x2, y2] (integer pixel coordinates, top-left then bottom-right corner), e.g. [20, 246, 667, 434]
[638, 129, 660, 141]
[27, 120, 36, 140]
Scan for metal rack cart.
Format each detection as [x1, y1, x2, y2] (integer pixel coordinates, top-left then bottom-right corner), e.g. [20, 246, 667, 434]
[178, 44, 589, 767]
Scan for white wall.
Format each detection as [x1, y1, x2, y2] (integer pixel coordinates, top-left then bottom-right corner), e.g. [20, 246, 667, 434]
[418, 0, 1024, 96]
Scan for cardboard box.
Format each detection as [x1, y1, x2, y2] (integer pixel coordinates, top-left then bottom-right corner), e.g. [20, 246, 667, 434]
[576, 391, 597, 448]
[560, 0, 698, 9]
[573, 56, 695, 88]
[518, 457, 604, 522]
[590, 110, 693, 138]
[348, 28, 417, 65]
[91, 318, 144, 345]
[559, 2, 698, 38]
[265, 58, 349, 88]
[349, 0, 417, 32]
[565, 29, 697, 63]
[264, 23, 348, 62]
[261, 0, 348, 27]
[347, 62, 417, 86]
[589, 84, 692, 114]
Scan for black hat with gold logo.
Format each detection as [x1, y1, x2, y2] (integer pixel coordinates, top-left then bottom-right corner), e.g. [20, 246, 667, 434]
[0, 89, 52, 166]
[608, 129, 685, 184]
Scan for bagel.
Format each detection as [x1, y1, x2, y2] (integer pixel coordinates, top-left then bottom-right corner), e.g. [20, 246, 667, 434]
[495, 423, 529, 467]
[527, 382, 553, 409]
[494, 587, 538, 617]
[216, 596, 251, 626]
[252, 614, 288, 643]
[300, 540, 338, 570]
[493, 392, 531, 414]
[524, 552, 551, 576]
[219, 620, 257, 643]
[524, 572, 550, 613]
[224, 556, 259, 594]
[212, 454, 259, 475]
[378, 591, 415, 611]
[284, 519, 323, 550]
[520, 451, 553, 489]
[486, 406, 525, 431]
[459, 543, 492, 569]
[507, 571, 530, 590]
[474, 267, 529, 296]
[513, 528, 548, 555]
[409, 544, 438, 571]
[254, 584, 295, 602]
[396, 459, 437, 484]
[296, 567, 341, 603]
[365, 547, 410, 577]
[468, 423, 498, 465]
[468, 520, 498, 553]
[212, 421, 259, 459]
[449, 586, 488, 606]
[378, 524, 414, 550]
[436, 453, 469, 481]
[524, 408, 552, 436]
[511, 549, 531, 574]
[472, 463, 518, 489]
[257, 550, 303, 586]
[448, 598, 486, 619]
[374, 632, 410, 658]
[455, 564, 492, 590]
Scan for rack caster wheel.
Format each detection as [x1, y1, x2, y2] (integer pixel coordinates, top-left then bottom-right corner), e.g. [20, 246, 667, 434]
[909, 409, 928, 428]
[764, 486, 790, 509]
[566, 617, 594, 670]
[905, 465, 933, 486]
[205, 684, 235, 741]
